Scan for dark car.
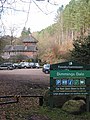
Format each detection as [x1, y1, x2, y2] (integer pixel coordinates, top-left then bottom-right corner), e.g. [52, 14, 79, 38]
[42, 64, 50, 74]
[0, 63, 15, 70]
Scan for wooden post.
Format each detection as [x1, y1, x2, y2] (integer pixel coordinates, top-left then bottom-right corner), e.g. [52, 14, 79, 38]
[39, 97, 43, 106]
[86, 95, 90, 112]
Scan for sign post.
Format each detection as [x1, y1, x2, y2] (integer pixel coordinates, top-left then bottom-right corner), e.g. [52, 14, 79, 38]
[49, 61, 90, 111]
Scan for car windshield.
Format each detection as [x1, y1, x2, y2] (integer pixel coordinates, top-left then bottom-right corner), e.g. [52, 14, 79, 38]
[44, 64, 50, 68]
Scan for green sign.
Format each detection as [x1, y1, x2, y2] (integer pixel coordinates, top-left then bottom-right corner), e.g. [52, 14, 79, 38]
[50, 61, 90, 70]
[50, 62, 90, 95]
[50, 70, 90, 78]
[49, 61, 90, 111]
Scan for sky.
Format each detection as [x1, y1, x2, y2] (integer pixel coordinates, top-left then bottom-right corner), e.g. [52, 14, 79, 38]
[0, 0, 71, 37]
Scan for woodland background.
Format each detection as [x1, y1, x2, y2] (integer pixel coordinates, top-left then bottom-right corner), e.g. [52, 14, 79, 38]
[0, 0, 90, 64]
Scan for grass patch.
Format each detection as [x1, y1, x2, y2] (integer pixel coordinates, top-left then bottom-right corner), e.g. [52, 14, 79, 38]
[37, 107, 90, 120]
[1, 101, 90, 120]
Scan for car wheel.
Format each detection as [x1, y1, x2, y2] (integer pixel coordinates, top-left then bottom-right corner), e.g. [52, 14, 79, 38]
[7, 67, 11, 70]
[8, 66, 13, 70]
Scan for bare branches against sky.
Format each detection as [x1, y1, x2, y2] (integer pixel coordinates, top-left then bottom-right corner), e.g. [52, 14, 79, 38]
[0, 0, 71, 37]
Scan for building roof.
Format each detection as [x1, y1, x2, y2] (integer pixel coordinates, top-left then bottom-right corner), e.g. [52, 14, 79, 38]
[13, 45, 25, 51]
[4, 45, 13, 52]
[23, 35, 38, 43]
[4, 45, 37, 52]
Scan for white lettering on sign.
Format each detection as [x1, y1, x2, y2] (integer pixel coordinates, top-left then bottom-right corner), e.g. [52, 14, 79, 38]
[57, 72, 75, 77]
[58, 66, 83, 69]
[57, 72, 85, 77]
[76, 72, 84, 76]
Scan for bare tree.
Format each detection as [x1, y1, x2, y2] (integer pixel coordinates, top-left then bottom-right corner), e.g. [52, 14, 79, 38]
[0, 0, 59, 38]
[8, 26, 18, 45]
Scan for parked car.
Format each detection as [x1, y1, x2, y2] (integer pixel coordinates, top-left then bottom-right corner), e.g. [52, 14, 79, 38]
[35, 63, 40, 69]
[18, 62, 30, 68]
[0, 62, 15, 70]
[13, 63, 20, 69]
[42, 64, 50, 74]
[29, 62, 36, 68]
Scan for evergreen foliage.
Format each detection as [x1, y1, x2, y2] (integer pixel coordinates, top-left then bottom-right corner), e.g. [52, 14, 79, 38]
[21, 27, 31, 37]
[34, 0, 90, 63]
[70, 35, 90, 64]
[62, 0, 90, 33]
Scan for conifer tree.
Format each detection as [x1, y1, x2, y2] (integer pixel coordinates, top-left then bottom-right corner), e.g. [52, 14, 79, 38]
[70, 35, 90, 64]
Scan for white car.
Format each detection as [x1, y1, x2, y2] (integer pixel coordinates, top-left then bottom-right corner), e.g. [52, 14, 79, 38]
[42, 64, 50, 74]
[19, 62, 30, 68]
[35, 63, 40, 68]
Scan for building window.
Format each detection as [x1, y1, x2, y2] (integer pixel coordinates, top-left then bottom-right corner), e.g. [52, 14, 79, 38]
[25, 46, 27, 50]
